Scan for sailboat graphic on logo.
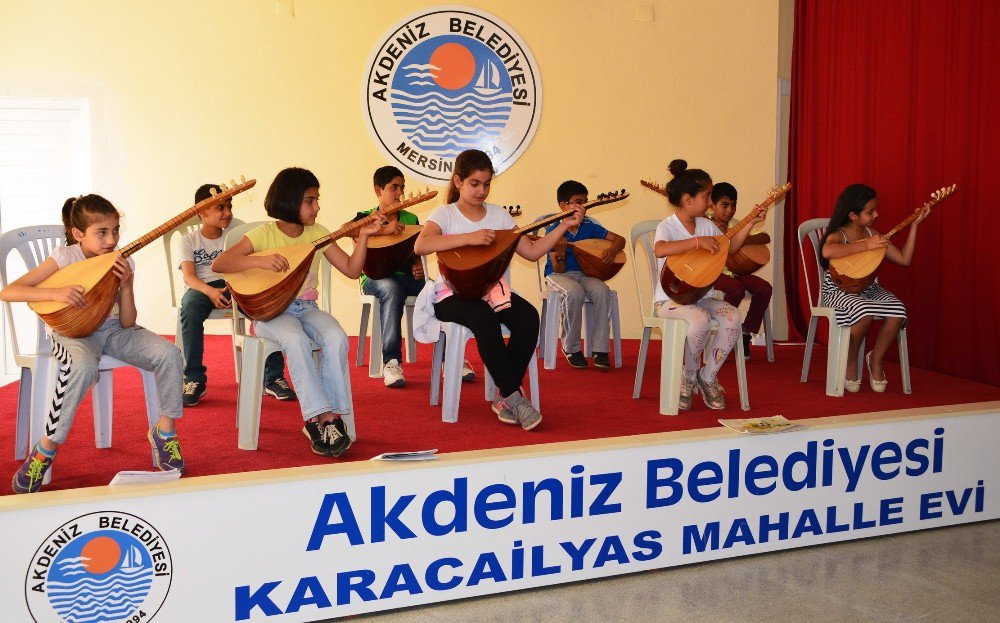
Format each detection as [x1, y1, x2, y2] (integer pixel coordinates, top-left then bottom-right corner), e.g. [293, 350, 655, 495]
[473, 60, 502, 95]
[120, 544, 145, 571]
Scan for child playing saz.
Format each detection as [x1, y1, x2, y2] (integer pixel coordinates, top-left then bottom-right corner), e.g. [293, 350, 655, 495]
[2, 195, 186, 493]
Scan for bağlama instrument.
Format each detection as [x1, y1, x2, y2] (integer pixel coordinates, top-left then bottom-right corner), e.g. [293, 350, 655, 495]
[829, 184, 957, 293]
[526, 235, 627, 281]
[29, 177, 256, 338]
[725, 231, 772, 276]
[437, 190, 630, 300]
[225, 190, 437, 321]
[362, 224, 423, 280]
[648, 182, 791, 304]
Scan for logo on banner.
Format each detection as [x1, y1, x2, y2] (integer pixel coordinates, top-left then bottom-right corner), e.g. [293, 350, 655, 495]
[25, 512, 172, 623]
[363, 6, 542, 183]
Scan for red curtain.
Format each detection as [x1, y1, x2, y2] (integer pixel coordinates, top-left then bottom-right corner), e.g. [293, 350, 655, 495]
[785, 0, 1000, 386]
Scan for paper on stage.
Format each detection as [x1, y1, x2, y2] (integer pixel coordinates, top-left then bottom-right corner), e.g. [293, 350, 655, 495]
[370, 449, 439, 461]
[718, 415, 805, 435]
[109, 470, 182, 486]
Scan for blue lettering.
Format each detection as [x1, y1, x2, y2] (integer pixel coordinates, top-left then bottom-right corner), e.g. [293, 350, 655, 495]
[422, 478, 468, 536]
[589, 471, 623, 515]
[336, 569, 377, 605]
[871, 442, 902, 479]
[880, 496, 904, 525]
[372, 486, 416, 543]
[632, 530, 663, 561]
[852, 502, 876, 529]
[792, 509, 822, 538]
[380, 564, 423, 599]
[593, 535, 629, 567]
[723, 518, 756, 548]
[904, 438, 930, 476]
[307, 493, 364, 550]
[474, 484, 516, 529]
[559, 538, 596, 571]
[426, 558, 463, 591]
[285, 576, 331, 613]
[839, 445, 870, 493]
[689, 460, 723, 502]
[646, 458, 683, 507]
[745, 455, 778, 495]
[920, 491, 943, 519]
[523, 478, 563, 523]
[782, 441, 817, 491]
[235, 581, 282, 620]
[759, 512, 789, 543]
[467, 552, 507, 585]
[531, 544, 561, 576]
[682, 522, 719, 554]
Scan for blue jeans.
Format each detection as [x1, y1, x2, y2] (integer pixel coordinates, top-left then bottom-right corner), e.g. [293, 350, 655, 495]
[180, 279, 284, 384]
[361, 272, 425, 364]
[252, 300, 350, 421]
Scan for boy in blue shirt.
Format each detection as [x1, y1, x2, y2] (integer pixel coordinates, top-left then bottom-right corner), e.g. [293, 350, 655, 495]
[544, 180, 626, 368]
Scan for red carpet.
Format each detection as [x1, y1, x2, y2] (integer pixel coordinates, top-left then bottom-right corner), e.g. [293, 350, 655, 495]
[3, 335, 998, 495]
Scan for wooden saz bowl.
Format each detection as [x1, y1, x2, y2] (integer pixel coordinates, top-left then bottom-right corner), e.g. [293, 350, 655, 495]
[571, 238, 627, 281]
[660, 236, 731, 305]
[437, 229, 521, 300]
[361, 224, 422, 280]
[726, 243, 771, 276]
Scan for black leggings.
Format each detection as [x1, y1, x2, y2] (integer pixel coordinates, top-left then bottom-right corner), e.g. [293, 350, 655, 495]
[434, 293, 539, 397]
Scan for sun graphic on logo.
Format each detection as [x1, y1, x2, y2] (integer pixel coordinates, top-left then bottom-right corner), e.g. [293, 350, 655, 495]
[80, 535, 121, 575]
[428, 42, 475, 90]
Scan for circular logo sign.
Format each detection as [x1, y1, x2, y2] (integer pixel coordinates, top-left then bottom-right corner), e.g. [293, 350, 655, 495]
[363, 6, 542, 183]
[25, 512, 173, 623]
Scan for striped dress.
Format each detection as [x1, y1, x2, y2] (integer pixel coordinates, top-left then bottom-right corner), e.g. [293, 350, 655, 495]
[820, 227, 907, 327]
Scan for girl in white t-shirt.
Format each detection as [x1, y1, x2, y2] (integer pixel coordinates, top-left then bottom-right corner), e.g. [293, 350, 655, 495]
[653, 159, 765, 410]
[414, 149, 583, 430]
[1, 195, 186, 493]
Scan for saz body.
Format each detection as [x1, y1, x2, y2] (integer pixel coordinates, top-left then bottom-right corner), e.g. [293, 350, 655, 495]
[829, 184, 957, 293]
[225, 191, 437, 321]
[725, 233, 771, 276]
[29, 177, 256, 338]
[655, 183, 790, 305]
[437, 191, 630, 300]
[527, 235, 627, 282]
[361, 224, 422, 280]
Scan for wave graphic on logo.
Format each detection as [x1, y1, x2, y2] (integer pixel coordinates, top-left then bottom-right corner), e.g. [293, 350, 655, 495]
[391, 36, 512, 158]
[47, 532, 153, 623]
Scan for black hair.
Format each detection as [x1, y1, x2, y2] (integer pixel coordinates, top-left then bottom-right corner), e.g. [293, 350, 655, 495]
[195, 183, 222, 204]
[557, 180, 588, 203]
[820, 183, 877, 269]
[264, 167, 320, 224]
[711, 182, 737, 203]
[61, 194, 120, 246]
[447, 149, 495, 204]
[373, 165, 404, 189]
[665, 159, 712, 207]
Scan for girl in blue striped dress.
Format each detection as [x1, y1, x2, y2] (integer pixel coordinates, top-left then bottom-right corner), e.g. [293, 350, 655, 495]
[820, 184, 932, 393]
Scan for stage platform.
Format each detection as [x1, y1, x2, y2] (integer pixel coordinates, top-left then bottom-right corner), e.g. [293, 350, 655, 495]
[1, 338, 997, 622]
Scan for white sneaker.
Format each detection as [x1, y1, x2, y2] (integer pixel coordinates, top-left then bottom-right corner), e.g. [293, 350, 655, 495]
[383, 359, 405, 387]
[461, 359, 476, 382]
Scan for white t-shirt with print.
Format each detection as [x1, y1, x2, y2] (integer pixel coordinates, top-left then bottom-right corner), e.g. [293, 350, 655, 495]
[178, 228, 227, 285]
[653, 214, 722, 304]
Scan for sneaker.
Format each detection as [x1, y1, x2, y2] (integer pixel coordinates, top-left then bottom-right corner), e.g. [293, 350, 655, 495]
[492, 390, 518, 425]
[148, 426, 185, 472]
[593, 352, 611, 369]
[505, 391, 543, 431]
[562, 349, 588, 368]
[182, 380, 206, 407]
[303, 420, 335, 456]
[679, 374, 695, 411]
[697, 371, 727, 410]
[264, 378, 297, 401]
[742, 333, 752, 360]
[12, 445, 55, 494]
[325, 418, 352, 457]
[383, 359, 405, 387]
[462, 360, 476, 382]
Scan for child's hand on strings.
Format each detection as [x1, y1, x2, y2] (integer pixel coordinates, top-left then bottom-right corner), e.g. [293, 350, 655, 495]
[112, 257, 133, 283]
[258, 253, 289, 272]
[863, 235, 889, 251]
[54, 285, 86, 308]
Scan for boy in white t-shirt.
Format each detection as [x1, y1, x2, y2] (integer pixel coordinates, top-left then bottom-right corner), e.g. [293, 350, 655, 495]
[178, 183, 293, 406]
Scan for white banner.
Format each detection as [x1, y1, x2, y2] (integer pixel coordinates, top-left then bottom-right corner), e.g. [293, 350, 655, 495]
[2, 409, 996, 622]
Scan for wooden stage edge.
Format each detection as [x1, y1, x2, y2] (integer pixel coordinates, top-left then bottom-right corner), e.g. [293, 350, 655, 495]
[4, 399, 997, 513]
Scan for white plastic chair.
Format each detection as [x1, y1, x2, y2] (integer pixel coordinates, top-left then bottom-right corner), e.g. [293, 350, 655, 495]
[356, 273, 418, 378]
[1, 225, 160, 469]
[427, 268, 540, 423]
[798, 218, 911, 396]
[163, 217, 242, 380]
[225, 222, 356, 450]
[630, 220, 749, 414]
[532, 215, 623, 370]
